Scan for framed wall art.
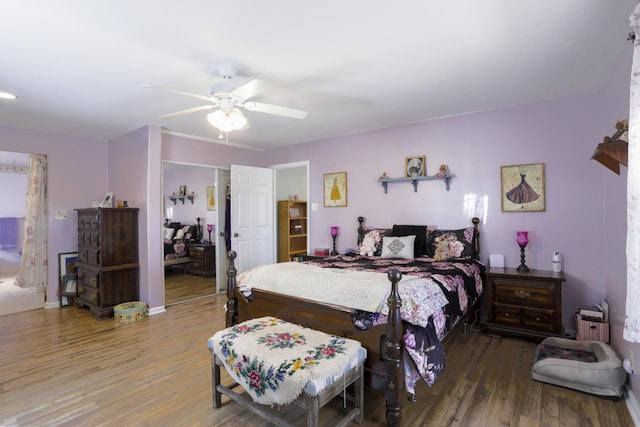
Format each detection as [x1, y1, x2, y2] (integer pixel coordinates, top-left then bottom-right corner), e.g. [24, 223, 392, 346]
[501, 163, 545, 212]
[406, 155, 426, 177]
[207, 186, 216, 211]
[324, 172, 347, 207]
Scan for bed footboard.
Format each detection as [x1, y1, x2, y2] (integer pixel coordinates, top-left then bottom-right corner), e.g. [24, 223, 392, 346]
[224, 250, 404, 427]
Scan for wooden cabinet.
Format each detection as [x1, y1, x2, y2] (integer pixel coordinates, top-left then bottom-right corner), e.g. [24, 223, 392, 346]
[278, 200, 307, 262]
[485, 268, 565, 340]
[187, 244, 216, 277]
[75, 208, 139, 320]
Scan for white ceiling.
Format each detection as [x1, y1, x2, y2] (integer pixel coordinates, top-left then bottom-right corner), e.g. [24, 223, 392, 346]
[0, 1, 635, 150]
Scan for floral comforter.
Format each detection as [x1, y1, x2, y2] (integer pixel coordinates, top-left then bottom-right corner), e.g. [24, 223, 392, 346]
[303, 253, 485, 394]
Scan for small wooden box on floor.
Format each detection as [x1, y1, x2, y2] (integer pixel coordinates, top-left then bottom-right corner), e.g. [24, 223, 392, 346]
[485, 268, 565, 340]
[75, 208, 139, 320]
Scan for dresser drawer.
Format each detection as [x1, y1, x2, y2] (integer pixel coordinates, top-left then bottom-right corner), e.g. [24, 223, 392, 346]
[77, 267, 101, 288]
[493, 278, 555, 308]
[78, 283, 100, 306]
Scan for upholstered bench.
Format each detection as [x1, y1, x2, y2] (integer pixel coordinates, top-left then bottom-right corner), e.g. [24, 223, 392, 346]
[208, 317, 366, 427]
[531, 337, 627, 397]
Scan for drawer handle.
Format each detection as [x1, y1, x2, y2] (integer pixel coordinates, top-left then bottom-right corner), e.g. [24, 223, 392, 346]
[514, 290, 530, 299]
[505, 312, 510, 317]
[536, 317, 541, 321]
[90, 277, 96, 284]
[78, 272, 84, 279]
[90, 294, 96, 301]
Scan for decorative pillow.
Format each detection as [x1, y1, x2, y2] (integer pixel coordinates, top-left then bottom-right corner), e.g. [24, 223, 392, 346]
[174, 228, 185, 240]
[391, 225, 427, 258]
[380, 235, 416, 259]
[359, 228, 389, 256]
[424, 227, 475, 260]
[163, 227, 175, 241]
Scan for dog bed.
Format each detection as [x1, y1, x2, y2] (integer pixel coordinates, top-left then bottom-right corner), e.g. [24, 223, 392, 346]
[531, 337, 626, 397]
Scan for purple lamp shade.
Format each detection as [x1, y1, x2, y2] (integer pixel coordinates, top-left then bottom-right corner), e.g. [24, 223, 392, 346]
[516, 231, 529, 246]
[330, 226, 339, 237]
[207, 224, 214, 232]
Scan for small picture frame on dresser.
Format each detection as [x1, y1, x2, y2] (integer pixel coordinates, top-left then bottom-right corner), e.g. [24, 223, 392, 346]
[99, 192, 114, 208]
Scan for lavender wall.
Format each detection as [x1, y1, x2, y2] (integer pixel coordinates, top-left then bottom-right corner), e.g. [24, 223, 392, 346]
[163, 164, 215, 228]
[0, 125, 107, 305]
[264, 52, 629, 326]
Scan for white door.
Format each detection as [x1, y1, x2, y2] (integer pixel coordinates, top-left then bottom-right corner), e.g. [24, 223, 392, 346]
[230, 164, 274, 274]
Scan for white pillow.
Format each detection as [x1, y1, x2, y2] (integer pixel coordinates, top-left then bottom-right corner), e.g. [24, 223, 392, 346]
[174, 228, 185, 240]
[163, 227, 174, 240]
[380, 235, 416, 259]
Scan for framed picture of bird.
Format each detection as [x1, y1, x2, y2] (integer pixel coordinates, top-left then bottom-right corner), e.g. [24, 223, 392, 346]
[501, 163, 545, 212]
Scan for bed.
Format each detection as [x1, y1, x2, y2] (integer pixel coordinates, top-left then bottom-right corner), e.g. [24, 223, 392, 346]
[223, 217, 484, 427]
[163, 219, 201, 270]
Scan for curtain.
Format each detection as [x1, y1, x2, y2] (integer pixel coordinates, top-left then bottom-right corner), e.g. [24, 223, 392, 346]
[14, 154, 48, 289]
[625, 5, 640, 343]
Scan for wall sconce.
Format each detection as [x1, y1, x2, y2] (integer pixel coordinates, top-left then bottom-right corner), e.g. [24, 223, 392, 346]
[516, 231, 529, 272]
[330, 226, 339, 255]
[591, 119, 628, 175]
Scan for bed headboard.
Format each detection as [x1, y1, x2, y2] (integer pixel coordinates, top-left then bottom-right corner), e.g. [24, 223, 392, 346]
[356, 216, 481, 260]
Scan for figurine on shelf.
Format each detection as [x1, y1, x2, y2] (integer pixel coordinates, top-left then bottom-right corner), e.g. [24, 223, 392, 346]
[436, 164, 447, 178]
[380, 172, 388, 179]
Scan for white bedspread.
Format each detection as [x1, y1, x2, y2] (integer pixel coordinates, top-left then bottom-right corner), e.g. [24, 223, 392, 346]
[237, 262, 448, 328]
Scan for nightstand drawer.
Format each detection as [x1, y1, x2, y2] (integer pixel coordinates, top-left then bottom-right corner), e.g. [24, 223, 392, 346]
[493, 303, 522, 326]
[189, 260, 205, 271]
[493, 279, 555, 308]
[189, 247, 205, 260]
[522, 307, 555, 332]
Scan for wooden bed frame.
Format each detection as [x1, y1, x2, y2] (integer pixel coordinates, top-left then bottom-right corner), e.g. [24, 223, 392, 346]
[224, 217, 481, 427]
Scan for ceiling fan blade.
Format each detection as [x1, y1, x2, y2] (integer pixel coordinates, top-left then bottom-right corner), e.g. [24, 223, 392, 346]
[158, 105, 214, 119]
[142, 84, 213, 102]
[230, 78, 260, 101]
[242, 101, 308, 119]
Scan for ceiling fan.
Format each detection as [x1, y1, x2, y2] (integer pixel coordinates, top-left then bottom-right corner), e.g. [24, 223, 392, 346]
[143, 72, 307, 134]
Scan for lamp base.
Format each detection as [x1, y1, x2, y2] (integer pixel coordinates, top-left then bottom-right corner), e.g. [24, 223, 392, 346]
[331, 236, 338, 256]
[517, 244, 529, 272]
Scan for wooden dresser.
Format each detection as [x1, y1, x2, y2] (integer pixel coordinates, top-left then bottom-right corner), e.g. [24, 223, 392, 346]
[187, 244, 216, 277]
[75, 208, 139, 319]
[485, 268, 565, 340]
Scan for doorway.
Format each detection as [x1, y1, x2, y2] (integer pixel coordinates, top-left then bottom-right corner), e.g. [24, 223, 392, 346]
[0, 151, 43, 315]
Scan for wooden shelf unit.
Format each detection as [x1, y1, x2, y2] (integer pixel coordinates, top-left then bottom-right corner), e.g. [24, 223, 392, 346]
[278, 200, 308, 262]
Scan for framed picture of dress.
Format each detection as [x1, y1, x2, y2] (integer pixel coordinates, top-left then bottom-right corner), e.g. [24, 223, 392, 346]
[323, 172, 347, 207]
[206, 186, 216, 211]
[501, 163, 545, 212]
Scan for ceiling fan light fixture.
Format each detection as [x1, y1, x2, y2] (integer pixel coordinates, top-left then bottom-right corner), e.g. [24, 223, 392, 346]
[207, 108, 247, 132]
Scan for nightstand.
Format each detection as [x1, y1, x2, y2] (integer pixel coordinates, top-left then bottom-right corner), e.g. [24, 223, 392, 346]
[485, 268, 565, 340]
[187, 244, 216, 277]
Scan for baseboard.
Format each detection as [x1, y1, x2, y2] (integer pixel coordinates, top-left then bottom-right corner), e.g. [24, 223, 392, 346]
[44, 301, 60, 309]
[148, 305, 166, 316]
[624, 384, 640, 426]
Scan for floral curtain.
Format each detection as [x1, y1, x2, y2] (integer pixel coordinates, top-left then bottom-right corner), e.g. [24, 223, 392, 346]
[625, 5, 640, 343]
[14, 154, 48, 289]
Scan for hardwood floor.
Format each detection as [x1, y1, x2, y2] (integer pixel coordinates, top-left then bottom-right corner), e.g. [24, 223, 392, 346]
[0, 295, 633, 426]
[164, 268, 216, 306]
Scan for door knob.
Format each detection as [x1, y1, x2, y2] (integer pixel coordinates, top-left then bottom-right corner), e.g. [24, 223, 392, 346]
[233, 233, 239, 237]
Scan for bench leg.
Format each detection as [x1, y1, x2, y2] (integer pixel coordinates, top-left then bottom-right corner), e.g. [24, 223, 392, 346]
[212, 353, 221, 408]
[306, 395, 320, 427]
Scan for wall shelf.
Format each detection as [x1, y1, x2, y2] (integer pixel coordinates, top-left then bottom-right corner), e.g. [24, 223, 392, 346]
[378, 174, 451, 193]
[169, 194, 195, 205]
